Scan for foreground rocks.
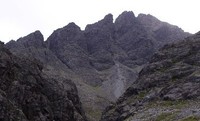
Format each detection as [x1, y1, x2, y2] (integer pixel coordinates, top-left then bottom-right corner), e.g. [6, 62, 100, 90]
[101, 32, 200, 121]
[0, 43, 87, 121]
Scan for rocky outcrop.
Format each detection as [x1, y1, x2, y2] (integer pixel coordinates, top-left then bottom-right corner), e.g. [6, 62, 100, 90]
[101, 32, 200, 121]
[6, 11, 190, 121]
[114, 11, 156, 67]
[138, 14, 190, 47]
[0, 43, 87, 120]
[84, 14, 115, 71]
[6, 31, 69, 73]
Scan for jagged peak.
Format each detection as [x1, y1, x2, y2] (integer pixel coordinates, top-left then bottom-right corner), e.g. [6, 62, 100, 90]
[63, 22, 81, 31]
[17, 30, 44, 42]
[195, 31, 200, 36]
[49, 22, 81, 38]
[0, 41, 4, 45]
[0, 41, 4, 49]
[115, 11, 136, 23]
[46, 22, 81, 42]
[34, 30, 43, 36]
[15, 30, 44, 48]
[85, 13, 114, 31]
[6, 40, 15, 45]
[137, 13, 160, 21]
[185, 31, 200, 40]
[103, 13, 113, 23]
[137, 13, 172, 32]
[120, 11, 135, 17]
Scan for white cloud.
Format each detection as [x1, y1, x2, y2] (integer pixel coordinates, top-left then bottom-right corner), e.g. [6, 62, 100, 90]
[0, 0, 200, 42]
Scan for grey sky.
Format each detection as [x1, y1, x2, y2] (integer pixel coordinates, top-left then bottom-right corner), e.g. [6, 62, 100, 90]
[0, 0, 200, 42]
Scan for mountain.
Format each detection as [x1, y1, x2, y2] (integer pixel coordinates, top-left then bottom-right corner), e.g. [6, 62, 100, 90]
[0, 42, 87, 121]
[101, 32, 200, 121]
[6, 11, 190, 120]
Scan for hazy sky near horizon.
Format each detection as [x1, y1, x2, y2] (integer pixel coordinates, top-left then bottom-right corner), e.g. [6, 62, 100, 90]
[0, 0, 200, 42]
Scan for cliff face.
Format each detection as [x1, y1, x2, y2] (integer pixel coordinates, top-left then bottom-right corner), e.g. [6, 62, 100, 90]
[6, 31, 69, 73]
[101, 32, 200, 121]
[0, 43, 87, 121]
[137, 14, 189, 47]
[6, 11, 190, 120]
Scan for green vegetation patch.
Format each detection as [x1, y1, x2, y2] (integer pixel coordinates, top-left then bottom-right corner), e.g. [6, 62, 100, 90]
[125, 90, 148, 104]
[155, 112, 176, 121]
[124, 116, 133, 121]
[160, 100, 188, 109]
[126, 95, 137, 104]
[84, 107, 102, 120]
[180, 116, 200, 121]
[146, 100, 188, 109]
[138, 90, 148, 99]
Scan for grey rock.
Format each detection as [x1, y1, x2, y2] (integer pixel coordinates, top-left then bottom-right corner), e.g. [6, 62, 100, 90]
[0, 43, 87, 120]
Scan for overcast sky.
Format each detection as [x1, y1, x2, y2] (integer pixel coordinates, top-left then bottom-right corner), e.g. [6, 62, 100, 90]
[0, 0, 200, 42]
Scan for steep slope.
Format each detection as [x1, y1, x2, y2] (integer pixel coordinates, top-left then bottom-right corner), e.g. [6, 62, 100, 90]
[6, 11, 190, 121]
[114, 11, 155, 66]
[138, 13, 190, 47]
[6, 31, 72, 76]
[101, 32, 200, 121]
[0, 42, 87, 121]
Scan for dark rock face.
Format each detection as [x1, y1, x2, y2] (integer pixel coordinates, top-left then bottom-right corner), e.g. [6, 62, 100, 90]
[0, 43, 87, 121]
[6, 31, 71, 76]
[115, 11, 156, 67]
[101, 33, 200, 121]
[46, 22, 90, 70]
[84, 14, 115, 71]
[6, 11, 190, 121]
[138, 14, 190, 46]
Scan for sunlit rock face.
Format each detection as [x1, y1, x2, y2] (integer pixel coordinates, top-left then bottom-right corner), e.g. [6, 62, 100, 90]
[6, 11, 190, 121]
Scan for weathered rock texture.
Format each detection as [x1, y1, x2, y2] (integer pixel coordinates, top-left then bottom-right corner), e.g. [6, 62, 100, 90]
[0, 43, 87, 121]
[101, 32, 200, 121]
[6, 11, 190, 120]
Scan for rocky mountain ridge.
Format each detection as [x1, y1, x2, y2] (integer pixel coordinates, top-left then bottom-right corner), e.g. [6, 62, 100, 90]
[5, 11, 190, 120]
